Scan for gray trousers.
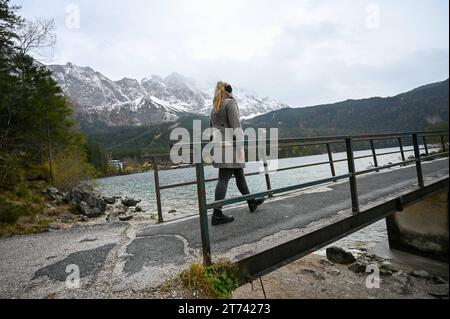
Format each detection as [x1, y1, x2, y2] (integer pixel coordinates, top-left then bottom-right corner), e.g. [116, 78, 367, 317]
[214, 168, 250, 212]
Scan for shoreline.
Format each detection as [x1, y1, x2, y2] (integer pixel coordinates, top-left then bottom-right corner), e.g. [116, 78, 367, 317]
[233, 221, 449, 299]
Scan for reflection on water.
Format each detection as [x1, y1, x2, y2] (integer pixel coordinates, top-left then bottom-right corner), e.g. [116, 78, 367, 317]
[95, 146, 427, 220]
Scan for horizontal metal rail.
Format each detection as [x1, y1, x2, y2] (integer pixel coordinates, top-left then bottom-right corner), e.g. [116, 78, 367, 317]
[156, 146, 434, 191]
[169, 130, 448, 148]
[206, 174, 352, 210]
[355, 159, 417, 176]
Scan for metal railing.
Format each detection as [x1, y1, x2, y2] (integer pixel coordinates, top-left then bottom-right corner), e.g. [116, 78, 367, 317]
[145, 130, 449, 265]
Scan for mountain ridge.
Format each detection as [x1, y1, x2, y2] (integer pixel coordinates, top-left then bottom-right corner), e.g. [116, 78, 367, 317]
[47, 62, 290, 126]
[248, 78, 449, 137]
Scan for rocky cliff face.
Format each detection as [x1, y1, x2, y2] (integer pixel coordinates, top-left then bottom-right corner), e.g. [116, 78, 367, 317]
[48, 63, 289, 126]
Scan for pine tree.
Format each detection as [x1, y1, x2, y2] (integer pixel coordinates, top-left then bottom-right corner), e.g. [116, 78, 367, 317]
[1, 0, 96, 189]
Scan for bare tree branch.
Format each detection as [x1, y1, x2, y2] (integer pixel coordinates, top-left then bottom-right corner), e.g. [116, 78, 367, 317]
[16, 18, 56, 62]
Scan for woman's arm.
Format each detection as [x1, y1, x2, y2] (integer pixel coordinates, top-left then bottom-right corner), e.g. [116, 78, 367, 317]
[226, 99, 242, 129]
[226, 99, 245, 162]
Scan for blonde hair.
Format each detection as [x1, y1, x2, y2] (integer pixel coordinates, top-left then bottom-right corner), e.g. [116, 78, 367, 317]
[213, 81, 231, 113]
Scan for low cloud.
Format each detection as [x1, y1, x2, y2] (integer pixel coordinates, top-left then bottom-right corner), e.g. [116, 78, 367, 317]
[14, 0, 449, 106]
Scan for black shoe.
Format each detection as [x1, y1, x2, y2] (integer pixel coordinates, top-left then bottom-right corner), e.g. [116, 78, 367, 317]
[248, 198, 265, 213]
[212, 210, 235, 226]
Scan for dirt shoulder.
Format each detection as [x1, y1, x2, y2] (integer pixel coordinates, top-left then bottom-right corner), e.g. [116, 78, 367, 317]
[233, 247, 449, 299]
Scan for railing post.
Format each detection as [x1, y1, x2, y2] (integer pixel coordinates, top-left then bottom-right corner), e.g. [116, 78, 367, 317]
[422, 136, 429, 156]
[398, 138, 406, 162]
[152, 156, 164, 223]
[441, 135, 446, 152]
[262, 155, 273, 198]
[370, 139, 379, 172]
[195, 161, 212, 266]
[412, 134, 425, 188]
[345, 138, 359, 213]
[326, 143, 337, 181]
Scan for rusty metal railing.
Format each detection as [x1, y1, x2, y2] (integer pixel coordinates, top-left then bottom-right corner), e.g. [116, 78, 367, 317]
[144, 130, 449, 265]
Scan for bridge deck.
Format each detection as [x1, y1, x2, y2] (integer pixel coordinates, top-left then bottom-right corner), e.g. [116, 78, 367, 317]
[137, 158, 449, 272]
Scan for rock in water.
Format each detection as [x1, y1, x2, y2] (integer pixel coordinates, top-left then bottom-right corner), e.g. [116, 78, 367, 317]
[326, 247, 356, 264]
[104, 196, 119, 205]
[121, 198, 141, 207]
[119, 215, 133, 221]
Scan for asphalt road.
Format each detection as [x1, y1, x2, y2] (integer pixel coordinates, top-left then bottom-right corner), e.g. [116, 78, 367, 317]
[0, 158, 448, 298]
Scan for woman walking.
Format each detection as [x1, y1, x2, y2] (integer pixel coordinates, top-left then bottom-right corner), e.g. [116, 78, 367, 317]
[209, 81, 265, 226]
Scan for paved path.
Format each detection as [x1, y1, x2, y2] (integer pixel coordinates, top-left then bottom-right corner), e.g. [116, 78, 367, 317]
[0, 158, 448, 298]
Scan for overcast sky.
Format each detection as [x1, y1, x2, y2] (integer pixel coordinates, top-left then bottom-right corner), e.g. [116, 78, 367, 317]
[14, 0, 449, 107]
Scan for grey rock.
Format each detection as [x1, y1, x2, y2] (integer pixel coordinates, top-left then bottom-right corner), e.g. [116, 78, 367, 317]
[69, 187, 107, 217]
[410, 270, 432, 280]
[431, 276, 447, 285]
[78, 201, 103, 218]
[121, 198, 141, 207]
[349, 253, 380, 274]
[326, 247, 356, 264]
[48, 224, 61, 231]
[60, 213, 72, 223]
[348, 262, 367, 274]
[392, 271, 414, 295]
[54, 195, 64, 204]
[115, 204, 128, 215]
[78, 201, 89, 215]
[80, 215, 89, 222]
[104, 196, 119, 205]
[135, 206, 143, 212]
[106, 211, 119, 222]
[379, 262, 398, 276]
[119, 215, 134, 222]
[61, 193, 70, 203]
[47, 187, 59, 195]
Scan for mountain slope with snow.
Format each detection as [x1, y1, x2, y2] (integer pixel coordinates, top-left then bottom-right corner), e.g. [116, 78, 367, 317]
[48, 63, 290, 126]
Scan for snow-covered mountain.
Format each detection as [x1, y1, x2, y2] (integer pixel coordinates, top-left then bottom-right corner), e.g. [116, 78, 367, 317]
[48, 63, 289, 126]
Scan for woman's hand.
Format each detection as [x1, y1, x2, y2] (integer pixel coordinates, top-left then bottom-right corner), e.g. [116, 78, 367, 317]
[239, 148, 245, 163]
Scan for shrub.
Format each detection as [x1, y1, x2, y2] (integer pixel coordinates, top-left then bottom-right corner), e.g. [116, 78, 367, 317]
[0, 151, 26, 190]
[180, 259, 239, 299]
[52, 146, 97, 192]
[0, 196, 23, 225]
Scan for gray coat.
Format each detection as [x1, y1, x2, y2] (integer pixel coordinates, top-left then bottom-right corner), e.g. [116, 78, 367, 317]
[209, 98, 245, 169]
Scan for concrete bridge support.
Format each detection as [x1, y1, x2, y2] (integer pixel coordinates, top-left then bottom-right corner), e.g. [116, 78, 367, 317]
[386, 188, 449, 262]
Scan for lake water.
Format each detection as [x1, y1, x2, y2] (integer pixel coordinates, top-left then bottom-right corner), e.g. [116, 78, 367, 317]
[95, 145, 434, 221]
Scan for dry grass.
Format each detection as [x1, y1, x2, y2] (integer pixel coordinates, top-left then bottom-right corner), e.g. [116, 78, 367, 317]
[179, 258, 239, 299]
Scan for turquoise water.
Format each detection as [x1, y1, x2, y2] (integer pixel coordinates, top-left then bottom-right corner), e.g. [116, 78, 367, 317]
[95, 145, 427, 220]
